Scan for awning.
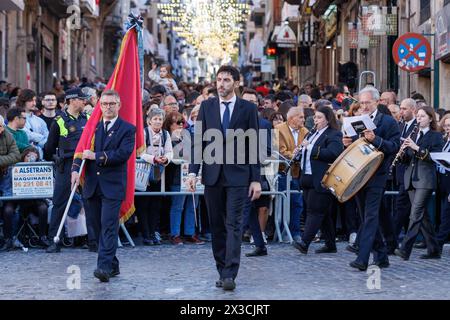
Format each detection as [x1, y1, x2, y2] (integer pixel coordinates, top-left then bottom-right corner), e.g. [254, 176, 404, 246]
[436, 4, 450, 60]
[143, 29, 158, 55]
[274, 24, 297, 48]
[248, 32, 264, 61]
[0, 0, 25, 10]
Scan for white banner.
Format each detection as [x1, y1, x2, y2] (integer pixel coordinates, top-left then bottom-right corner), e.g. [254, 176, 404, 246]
[12, 164, 54, 197]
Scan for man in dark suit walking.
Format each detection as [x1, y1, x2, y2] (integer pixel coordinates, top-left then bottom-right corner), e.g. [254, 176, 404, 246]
[186, 66, 262, 291]
[71, 90, 136, 282]
[343, 86, 400, 271]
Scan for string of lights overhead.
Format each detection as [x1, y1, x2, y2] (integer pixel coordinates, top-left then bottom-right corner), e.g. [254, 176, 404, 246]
[157, 0, 251, 60]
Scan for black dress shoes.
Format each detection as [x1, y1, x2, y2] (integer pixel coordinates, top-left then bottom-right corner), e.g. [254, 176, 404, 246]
[94, 269, 110, 282]
[349, 260, 368, 271]
[419, 252, 441, 259]
[315, 246, 337, 254]
[245, 247, 268, 257]
[292, 240, 308, 254]
[222, 278, 236, 291]
[0, 239, 13, 251]
[110, 267, 120, 277]
[414, 241, 427, 249]
[215, 278, 224, 288]
[394, 249, 409, 261]
[370, 260, 390, 268]
[346, 244, 359, 254]
[46, 242, 61, 253]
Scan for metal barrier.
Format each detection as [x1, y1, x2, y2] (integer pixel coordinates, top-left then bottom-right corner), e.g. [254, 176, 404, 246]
[2, 160, 430, 246]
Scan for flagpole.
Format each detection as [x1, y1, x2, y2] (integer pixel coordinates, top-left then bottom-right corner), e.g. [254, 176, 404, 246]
[53, 159, 86, 244]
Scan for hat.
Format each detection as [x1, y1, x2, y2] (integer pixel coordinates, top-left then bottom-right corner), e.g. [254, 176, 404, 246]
[65, 88, 89, 100]
[81, 86, 97, 99]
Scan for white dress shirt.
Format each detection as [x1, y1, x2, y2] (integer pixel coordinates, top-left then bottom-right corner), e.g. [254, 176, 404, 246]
[301, 126, 328, 175]
[402, 118, 415, 136]
[289, 125, 299, 146]
[416, 127, 430, 143]
[104, 116, 118, 132]
[219, 94, 237, 123]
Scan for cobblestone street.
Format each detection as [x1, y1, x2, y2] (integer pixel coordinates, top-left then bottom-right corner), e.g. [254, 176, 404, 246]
[1, 242, 449, 300]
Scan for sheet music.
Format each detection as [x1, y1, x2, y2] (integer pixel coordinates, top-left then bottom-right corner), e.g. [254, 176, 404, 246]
[431, 152, 450, 171]
[342, 115, 377, 137]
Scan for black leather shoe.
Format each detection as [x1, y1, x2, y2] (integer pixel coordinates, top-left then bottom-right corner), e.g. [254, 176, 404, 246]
[370, 260, 390, 268]
[315, 246, 337, 254]
[419, 252, 441, 259]
[414, 241, 427, 249]
[94, 269, 110, 282]
[349, 260, 368, 271]
[46, 242, 61, 253]
[215, 278, 223, 288]
[245, 247, 267, 257]
[222, 278, 236, 291]
[346, 244, 359, 254]
[292, 240, 308, 254]
[38, 237, 51, 248]
[394, 249, 409, 261]
[110, 267, 120, 277]
[0, 239, 13, 252]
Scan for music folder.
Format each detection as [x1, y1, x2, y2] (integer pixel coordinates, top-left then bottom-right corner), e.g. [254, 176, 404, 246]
[431, 152, 450, 171]
[343, 115, 376, 137]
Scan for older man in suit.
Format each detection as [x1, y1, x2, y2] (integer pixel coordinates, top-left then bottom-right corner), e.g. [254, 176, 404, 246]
[186, 65, 261, 291]
[71, 90, 135, 282]
[275, 107, 309, 242]
[344, 86, 400, 271]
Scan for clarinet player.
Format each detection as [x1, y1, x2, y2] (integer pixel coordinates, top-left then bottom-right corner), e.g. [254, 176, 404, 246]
[394, 107, 444, 260]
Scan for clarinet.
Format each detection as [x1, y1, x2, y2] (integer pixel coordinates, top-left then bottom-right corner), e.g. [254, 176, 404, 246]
[389, 123, 419, 174]
[282, 125, 317, 174]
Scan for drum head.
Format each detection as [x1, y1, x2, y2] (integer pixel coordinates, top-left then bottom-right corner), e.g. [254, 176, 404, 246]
[340, 154, 383, 202]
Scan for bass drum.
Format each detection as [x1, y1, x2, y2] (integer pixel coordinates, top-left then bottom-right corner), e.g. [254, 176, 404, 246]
[321, 138, 384, 203]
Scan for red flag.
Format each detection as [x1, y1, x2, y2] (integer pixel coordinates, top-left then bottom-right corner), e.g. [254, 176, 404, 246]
[74, 28, 145, 223]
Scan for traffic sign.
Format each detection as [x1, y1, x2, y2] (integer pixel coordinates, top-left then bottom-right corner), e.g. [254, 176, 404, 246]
[392, 32, 432, 72]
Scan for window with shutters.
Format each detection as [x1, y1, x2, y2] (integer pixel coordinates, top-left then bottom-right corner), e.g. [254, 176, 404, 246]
[420, 0, 431, 24]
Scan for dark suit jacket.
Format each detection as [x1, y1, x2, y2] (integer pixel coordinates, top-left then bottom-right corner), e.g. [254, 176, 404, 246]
[403, 130, 444, 190]
[189, 96, 261, 187]
[309, 128, 344, 193]
[395, 119, 417, 185]
[351, 112, 400, 188]
[73, 117, 136, 200]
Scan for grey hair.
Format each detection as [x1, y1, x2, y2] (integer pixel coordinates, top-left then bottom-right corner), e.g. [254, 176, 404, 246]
[401, 98, 417, 109]
[101, 89, 121, 103]
[287, 107, 304, 119]
[0, 114, 4, 126]
[359, 86, 380, 101]
[147, 107, 165, 119]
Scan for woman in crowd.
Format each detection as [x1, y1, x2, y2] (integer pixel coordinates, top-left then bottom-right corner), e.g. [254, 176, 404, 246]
[148, 63, 179, 93]
[395, 106, 444, 260]
[0, 147, 49, 251]
[136, 108, 173, 245]
[435, 113, 450, 251]
[164, 112, 204, 245]
[292, 106, 344, 254]
[269, 112, 285, 128]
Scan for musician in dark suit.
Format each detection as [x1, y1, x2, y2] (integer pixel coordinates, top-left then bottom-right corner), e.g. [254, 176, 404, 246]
[436, 114, 450, 251]
[394, 107, 444, 260]
[394, 98, 417, 242]
[186, 66, 261, 291]
[344, 86, 400, 271]
[292, 106, 343, 254]
[71, 90, 136, 282]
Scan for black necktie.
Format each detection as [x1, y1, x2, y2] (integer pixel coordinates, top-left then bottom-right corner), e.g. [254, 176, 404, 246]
[222, 102, 231, 135]
[417, 131, 424, 144]
[401, 124, 408, 138]
[104, 121, 111, 133]
[444, 139, 450, 152]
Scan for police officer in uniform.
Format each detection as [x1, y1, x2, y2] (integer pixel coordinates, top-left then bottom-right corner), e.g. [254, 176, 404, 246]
[44, 88, 89, 253]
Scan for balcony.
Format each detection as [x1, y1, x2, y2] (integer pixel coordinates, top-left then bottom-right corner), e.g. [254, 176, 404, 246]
[39, 0, 79, 18]
[0, 0, 25, 11]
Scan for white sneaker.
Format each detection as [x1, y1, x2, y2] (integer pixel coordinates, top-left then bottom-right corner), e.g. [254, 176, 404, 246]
[349, 232, 357, 245]
[250, 236, 254, 244]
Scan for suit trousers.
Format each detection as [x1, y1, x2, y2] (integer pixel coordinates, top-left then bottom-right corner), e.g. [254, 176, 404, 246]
[394, 182, 412, 239]
[355, 187, 388, 265]
[204, 175, 248, 280]
[401, 188, 440, 256]
[84, 185, 122, 273]
[300, 174, 335, 248]
[243, 198, 265, 249]
[436, 196, 450, 247]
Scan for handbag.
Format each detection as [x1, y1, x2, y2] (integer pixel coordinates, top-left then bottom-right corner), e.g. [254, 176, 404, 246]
[148, 163, 165, 184]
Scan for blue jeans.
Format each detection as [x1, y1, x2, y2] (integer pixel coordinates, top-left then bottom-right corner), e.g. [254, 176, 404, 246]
[169, 185, 198, 237]
[278, 174, 303, 237]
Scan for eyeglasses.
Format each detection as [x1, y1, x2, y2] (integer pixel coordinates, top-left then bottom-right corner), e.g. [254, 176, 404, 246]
[44, 99, 57, 102]
[176, 120, 184, 125]
[101, 102, 118, 107]
[166, 102, 179, 107]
